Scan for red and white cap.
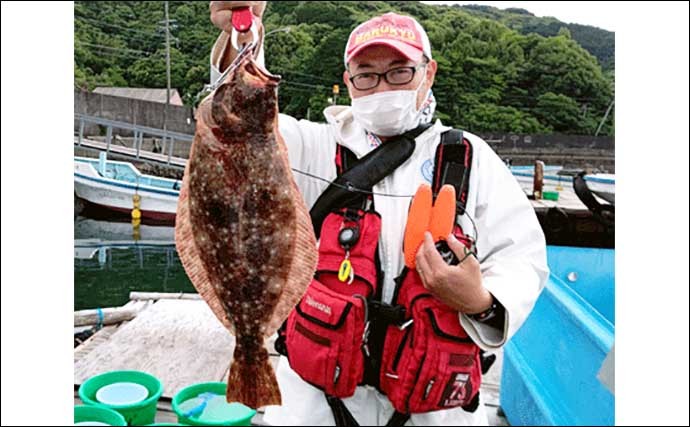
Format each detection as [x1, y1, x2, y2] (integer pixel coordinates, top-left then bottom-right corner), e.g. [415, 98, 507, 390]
[344, 12, 432, 65]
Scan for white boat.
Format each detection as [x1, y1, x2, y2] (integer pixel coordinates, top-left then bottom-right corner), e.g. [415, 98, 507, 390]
[510, 166, 615, 205]
[583, 174, 615, 204]
[74, 155, 180, 223]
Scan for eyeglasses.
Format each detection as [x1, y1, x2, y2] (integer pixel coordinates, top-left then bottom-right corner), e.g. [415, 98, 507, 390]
[348, 61, 428, 91]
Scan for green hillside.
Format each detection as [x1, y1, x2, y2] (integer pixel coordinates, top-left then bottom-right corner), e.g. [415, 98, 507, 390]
[75, 1, 614, 135]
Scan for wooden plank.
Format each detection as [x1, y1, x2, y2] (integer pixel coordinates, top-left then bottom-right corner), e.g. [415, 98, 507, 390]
[74, 302, 149, 363]
[74, 299, 236, 399]
[154, 408, 180, 424]
[73, 324, 122, 365]
[74, 301, 147, 326]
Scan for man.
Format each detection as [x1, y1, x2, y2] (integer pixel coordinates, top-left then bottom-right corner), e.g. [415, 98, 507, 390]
[209, 2, 549, 425]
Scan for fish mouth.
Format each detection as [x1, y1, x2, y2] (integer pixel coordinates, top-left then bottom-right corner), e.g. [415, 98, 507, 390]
[242, 56, 281, 87]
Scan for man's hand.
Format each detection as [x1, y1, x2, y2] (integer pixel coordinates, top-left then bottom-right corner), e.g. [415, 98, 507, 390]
[210, 1, 266, 34]
[415, 232, 493, 314]
[209, 1, 267, 72]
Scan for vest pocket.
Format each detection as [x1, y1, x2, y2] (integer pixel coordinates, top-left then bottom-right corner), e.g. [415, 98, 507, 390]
[380, 272, 482, 414]
[286, 279, 367, 397]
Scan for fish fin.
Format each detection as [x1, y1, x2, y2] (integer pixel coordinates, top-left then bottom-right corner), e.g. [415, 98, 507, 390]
[226, 345, 281, 408]
[175, 144, 234, 334]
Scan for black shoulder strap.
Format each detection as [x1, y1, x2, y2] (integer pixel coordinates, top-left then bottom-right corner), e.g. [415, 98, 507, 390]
[310, 124, 432, 238]
[385, 410, 411, 426]
[432, 129, 473, 215]
[326, 395, 360, 426]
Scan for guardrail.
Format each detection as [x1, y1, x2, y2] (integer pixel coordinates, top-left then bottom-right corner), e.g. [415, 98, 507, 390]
[75, 113, 194, 165]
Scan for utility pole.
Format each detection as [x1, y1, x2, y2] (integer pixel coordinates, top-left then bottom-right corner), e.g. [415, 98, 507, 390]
[164, 1, 171, 148]
[595, 99, 614, 137]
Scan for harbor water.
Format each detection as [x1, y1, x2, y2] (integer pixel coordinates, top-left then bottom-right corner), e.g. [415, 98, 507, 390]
[74, 215, 194, 310]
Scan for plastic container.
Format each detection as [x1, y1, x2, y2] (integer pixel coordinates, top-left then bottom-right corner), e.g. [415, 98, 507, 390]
[542, 191, 560, 201]
[74, 405, 127, 426]
[79, 370, 164, 426]
[172, 382, 256, 426]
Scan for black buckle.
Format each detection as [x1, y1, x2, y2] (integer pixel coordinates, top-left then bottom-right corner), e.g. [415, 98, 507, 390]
[343, 207, 362, 222]
[368, 300, 406, 326]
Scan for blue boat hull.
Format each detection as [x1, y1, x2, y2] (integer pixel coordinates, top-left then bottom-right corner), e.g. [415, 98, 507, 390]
[500, 246, 615, 426]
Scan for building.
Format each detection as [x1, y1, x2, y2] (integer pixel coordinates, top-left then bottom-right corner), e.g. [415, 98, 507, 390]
[93, 87, 184, 107]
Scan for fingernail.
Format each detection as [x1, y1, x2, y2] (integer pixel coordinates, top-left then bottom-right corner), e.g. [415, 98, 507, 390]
[448, 234, 458, 242]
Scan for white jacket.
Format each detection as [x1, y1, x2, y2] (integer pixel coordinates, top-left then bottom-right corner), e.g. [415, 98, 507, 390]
[211, 34, 549, 426]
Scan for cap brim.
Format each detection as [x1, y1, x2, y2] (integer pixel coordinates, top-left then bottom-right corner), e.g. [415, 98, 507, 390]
[346, 39, 424, 65]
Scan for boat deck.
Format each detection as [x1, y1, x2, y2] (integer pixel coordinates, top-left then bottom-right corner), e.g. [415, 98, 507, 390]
[74, 293, 508, 425]
[527, 187, 594, 213]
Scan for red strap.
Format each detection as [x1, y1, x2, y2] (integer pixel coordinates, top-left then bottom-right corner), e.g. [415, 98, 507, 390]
[335, 144, 343, 175]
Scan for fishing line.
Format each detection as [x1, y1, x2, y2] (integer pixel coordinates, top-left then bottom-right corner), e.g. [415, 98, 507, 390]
[291, 167, 480, 242]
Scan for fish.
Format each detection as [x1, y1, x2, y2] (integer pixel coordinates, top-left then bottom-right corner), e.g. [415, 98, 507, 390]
[175, 52, 318, 408]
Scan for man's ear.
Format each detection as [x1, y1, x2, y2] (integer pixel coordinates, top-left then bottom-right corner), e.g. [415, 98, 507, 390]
[425, 59, 438, 90]
[343, 69, 354, 98]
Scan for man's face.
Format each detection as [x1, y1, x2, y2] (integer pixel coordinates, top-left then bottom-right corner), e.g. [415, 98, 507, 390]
[344, 45, 438, 110]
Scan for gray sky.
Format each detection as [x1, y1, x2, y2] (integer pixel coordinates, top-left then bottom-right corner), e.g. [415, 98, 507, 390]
[421, 1, 617, 31]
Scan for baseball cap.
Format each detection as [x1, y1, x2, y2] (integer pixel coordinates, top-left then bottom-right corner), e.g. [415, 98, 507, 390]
[344, 12, 432, 65]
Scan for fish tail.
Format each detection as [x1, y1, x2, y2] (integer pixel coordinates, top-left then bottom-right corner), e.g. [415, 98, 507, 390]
[226, 343, 281, 408]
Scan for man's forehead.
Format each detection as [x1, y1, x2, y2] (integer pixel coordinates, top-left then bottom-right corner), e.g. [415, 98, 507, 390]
[348, 45, 420, 70]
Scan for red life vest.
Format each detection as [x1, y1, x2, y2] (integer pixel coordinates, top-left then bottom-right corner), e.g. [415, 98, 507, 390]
[282, 128, 482, 419]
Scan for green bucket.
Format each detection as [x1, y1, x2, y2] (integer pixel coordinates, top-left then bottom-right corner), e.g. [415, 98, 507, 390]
[172, 382, 256, 426]
[79, 370, 163, 426]
[74, 405, 127, 426]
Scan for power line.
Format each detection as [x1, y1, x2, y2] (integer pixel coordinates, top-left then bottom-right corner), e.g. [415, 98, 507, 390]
[76, 16, 163, 38]
[277, 86, 318, 94]
[75, 41, 153, 56]
[270, 66, 335, 83]
[75, 47, 148, 61]
[281, 80, 329, 90]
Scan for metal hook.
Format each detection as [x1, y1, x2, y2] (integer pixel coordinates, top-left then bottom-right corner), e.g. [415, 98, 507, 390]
[209, 39, 257, 92]
[230, 24, 259, 52]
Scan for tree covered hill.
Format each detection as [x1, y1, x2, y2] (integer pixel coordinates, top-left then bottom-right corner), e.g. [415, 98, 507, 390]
[75, 1, 614, 135]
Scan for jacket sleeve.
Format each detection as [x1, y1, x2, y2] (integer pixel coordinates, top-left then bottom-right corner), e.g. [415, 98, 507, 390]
[459, 137, 550, 351]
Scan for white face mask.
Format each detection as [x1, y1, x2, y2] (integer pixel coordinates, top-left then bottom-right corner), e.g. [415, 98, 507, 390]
[350, 75, 427, 137]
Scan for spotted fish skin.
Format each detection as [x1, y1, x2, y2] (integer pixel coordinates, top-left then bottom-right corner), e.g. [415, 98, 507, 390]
[175, 56, 317, 408]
